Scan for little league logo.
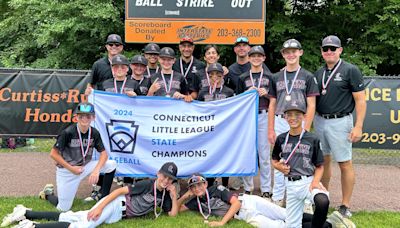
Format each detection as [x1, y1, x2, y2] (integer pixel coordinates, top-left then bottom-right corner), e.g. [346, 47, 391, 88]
[106, 120, 139, 154]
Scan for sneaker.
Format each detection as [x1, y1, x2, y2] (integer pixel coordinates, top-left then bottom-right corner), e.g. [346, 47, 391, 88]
[303, 202, 314, 215]
[327, 211, 356, 228]
[229, 177, 243, 190]
[13, 219, 35, 228]
[273, 199, 285, 208]
[244, 191, 252, 195]
[338, 205, 352, 218]
[1, 205, 31, 227]
[38, 184, 54, 200]
[261, 192, 272, 201]
[116, 177, 124, 186]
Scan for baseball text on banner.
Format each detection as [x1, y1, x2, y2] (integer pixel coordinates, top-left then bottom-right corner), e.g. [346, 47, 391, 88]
[89, 89, 259, 177]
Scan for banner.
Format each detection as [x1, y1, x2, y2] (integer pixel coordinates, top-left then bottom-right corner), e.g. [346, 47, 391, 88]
[0, 69, 89, 137]
[354, 78, 400, 149]
[125, 0, 266, 44]
[89, 89, 258, 177]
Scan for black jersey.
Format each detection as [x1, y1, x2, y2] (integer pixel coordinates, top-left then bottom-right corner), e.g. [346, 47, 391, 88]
[172, 57, 205, 93]
[131, 76, 151, 95]
[54, 124, 105, 167]
[185, 185, 235, 217]
[272, 131, 324, 177]
[102, 78, 141, 95]
[144, 66, 160, 78]
[196, 68, 234, 91]
[228, 62, 271, 93]
[269, 68, 319, 115]
[197, 86, 234, 102]
[150, 72, 188, 96]
[315, 60, 365, 114]
[237, 71, 272, 111]
[90, 57, 132, 91]
[125, 179, 172, 218]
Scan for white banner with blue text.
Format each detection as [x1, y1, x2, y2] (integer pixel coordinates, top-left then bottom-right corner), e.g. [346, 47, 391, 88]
[89, 90, 258, 178]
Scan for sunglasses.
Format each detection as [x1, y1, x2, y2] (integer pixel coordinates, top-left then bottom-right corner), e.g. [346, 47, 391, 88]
[235, 36, 249, 43]
[322, 46, 338, 52]
[187, 175, 206, 187]
[78, 104, 94, 113]
[108, 43, 121, 47]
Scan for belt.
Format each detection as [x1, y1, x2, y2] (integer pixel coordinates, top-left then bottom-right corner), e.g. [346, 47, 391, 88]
[275, 114, 284, 118]
[121, 200, 127, 218]
[319, 113, 350, 119]
[258, 109, 267, 114]
[287, 175, 312, 182]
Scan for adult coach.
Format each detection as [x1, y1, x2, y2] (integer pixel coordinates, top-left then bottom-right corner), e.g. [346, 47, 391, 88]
[87, 34, 129, 91]
[228, 36, 271, 93]
[314, 35, 366, 218]
[172, 36, 205, 99]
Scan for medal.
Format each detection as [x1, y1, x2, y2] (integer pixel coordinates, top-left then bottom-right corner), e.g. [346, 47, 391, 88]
[284, 67, 301, 101]
[76, 125, 91, 164]
[197, 189, 211, 222]
[322, 59, 342, 96]
[282, 129, 305, 165]
[180, 56, 194, 78]
[161, 71, 174, 97]
[153, 180, 166, 219]
[249, 69, 264, 89]
[113, 78, 127, 94]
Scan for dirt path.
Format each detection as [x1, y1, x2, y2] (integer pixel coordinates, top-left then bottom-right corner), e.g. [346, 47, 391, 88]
[0, 152, 399, 212]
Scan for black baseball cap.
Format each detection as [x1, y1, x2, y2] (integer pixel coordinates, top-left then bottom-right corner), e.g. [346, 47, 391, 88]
[283, 101, 306, 114]
[159, 162, 178, 180]
[322, 35, 341, 47]
[111, 54, 129, 66]
[179, 36, 194, 45]
[207, 63, 224, 74]
[248, 45, 265, 56]
[75, 102, 95, 114]
[159, 47, 176, 58]
[281, 39, 302, 51]
[143, 43, 160, 54]
[234, 36, 250, 46]
[187, 173, 206, 187]
[106, 34, 123, 45]
[130, 55, 148, 66]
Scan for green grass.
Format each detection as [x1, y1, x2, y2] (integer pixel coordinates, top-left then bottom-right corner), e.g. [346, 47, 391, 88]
[1, 197, 399, 227]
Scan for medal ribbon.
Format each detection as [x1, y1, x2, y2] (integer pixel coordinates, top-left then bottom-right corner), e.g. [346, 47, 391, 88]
[76, 125, 91, 164]
[180, 56, 194, 78]
[197, 189, 211, 221]
[282, 129, 305, 165]
[322, 59, 342, 91]
[153, 180, 166, 219]
[147, 66, 159, 77]
[284, 67, 301, 96]
[113, 78, 127, 94]
[249, 69, 264, 88]
[161, 71, 174, 95]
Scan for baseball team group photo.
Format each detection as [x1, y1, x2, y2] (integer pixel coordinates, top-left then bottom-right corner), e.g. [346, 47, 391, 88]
[0, 1, 399, 228]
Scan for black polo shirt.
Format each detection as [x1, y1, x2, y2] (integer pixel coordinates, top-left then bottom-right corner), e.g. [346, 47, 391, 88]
[228, 62, 271, 93]
[172, 57, 205, 93]
[315, 60, 365, 114]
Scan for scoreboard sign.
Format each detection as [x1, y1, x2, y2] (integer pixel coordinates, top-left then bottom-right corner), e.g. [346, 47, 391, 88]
[125, 0, 265, 44]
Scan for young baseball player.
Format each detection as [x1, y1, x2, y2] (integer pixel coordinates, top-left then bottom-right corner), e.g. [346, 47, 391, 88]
[178, 174, 342, 228]
[2, 162, 179, 228]
[271, 102, 329, 228]
[268, 39, 319, 207]
[197, 63, 234, 102]
[148, 47, 191, 102]
[130, 54, 152, 96]
[237, 46, 273, 199]
[37, 102, 117, 212]
[143, 43, 160, 78]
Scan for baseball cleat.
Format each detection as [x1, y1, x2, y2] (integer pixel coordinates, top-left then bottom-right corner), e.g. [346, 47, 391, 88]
[12, 219, 35, 228]
[303, 202, 314, 215]
[1, 205, 31, 227]
[38, 184, 54, 200]
[338, 205, 353, 218]
[273, 199, 286, 208]
[261, 192, 272, 201]
[327, 211, 356, 228]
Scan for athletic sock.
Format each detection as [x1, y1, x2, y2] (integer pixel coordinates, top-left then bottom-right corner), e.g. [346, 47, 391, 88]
[35, 222, 70, 228]
[100, 169, 116, 198]
[25, 210, 60, 221]
[45, 195, 59, 207]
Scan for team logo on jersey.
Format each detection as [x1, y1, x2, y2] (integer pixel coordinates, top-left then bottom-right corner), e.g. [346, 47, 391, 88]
[191, 66, 197, 73]
[334, 73, 342, 81]
[106, 120, 139, 154]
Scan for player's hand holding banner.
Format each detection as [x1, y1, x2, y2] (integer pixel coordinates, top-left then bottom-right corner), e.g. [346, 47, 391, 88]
[89, 90, 258, 177]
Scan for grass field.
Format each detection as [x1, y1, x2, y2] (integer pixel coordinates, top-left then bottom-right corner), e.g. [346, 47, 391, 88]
[1, 197, 399, 227]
